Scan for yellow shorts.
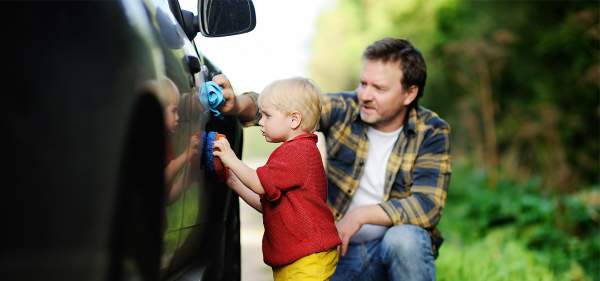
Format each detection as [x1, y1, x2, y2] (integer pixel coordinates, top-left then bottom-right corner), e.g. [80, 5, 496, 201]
[273, 249, 339, 281]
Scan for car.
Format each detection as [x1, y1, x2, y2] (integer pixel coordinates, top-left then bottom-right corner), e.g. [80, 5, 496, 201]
[1, 0, 255, 280]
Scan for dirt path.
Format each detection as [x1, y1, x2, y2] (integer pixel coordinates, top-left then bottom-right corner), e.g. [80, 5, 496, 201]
[240, 198, 272, 281]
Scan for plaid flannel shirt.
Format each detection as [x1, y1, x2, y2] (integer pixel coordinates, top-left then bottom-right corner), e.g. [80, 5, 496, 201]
[319, 92, 451, 256]
[243, 91, 451, 256]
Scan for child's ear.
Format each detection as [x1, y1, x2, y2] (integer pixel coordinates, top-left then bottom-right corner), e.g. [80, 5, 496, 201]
[290, 111, 302, 130]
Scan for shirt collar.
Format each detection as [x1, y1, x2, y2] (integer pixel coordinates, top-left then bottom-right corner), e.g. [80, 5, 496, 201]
[404, 106, 418, 137]
[286, 132, 317, 143]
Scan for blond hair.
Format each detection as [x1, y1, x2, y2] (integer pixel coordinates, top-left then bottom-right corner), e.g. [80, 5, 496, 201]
[140, 77, 180, 107]
[258, 77, 322, 132]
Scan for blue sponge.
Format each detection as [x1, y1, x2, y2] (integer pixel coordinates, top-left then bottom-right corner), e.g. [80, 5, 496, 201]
[201, 131, 227, 181]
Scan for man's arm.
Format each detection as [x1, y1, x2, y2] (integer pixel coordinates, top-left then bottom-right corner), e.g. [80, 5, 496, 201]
[336, 205, 391, 256]
[379, 125, 451, 228]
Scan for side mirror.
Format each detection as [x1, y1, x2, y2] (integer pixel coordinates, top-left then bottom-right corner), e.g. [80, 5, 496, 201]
[197, 0, 256, 37]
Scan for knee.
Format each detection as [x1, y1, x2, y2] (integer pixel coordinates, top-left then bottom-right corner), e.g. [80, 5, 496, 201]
[380, 224, 430, 259]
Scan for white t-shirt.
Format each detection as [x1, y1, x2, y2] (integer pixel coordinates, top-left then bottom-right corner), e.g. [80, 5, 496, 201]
[348, 126, 402, 243]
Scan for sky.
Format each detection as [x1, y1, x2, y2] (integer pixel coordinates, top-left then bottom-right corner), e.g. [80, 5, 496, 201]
[180, 0, 333, 94]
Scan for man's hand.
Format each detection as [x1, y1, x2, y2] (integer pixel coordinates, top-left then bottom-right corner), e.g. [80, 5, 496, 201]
[336, 205, 393, 256]
[212, 137, 237, 167]
[336, 209, 364, 256]
[212, 74, 259, 124]
[212, 74, 237, 115]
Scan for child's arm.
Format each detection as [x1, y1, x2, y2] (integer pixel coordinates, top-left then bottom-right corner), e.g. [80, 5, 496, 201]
[165, 153, 188, 186]
[226, 171, 262, 212]
[166, 155, 200, 204]
[167, 171, 186, 203]
[165, 134, 200, 186]
[212, 138, 265, 195]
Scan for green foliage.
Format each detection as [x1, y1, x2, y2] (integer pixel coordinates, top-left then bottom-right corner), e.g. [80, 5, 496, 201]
[438, 228, 559, 281]
[439, 161, 599, 280]
[431, 1, 599, 189]
[438, 226, 594, 281]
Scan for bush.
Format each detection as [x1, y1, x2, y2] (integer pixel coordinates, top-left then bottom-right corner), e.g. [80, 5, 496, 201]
[438, 228, 558, 281]
[438, 161, 599, 280]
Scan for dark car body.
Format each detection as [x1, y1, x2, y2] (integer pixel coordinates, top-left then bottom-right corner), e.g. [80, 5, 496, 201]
[1, 1, 254, 280]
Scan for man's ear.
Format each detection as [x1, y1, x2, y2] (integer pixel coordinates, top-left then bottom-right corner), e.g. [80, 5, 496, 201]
[290, 111, 302, 130]
[403, 85, 419, 106]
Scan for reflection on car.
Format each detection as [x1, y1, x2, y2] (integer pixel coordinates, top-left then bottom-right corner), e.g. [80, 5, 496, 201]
[1, 0, 255, 280]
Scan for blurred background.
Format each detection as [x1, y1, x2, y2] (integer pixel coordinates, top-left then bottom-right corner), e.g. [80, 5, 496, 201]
[189, 0, 599, 280]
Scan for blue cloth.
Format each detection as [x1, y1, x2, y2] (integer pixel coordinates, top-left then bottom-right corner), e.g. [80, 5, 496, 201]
[199, 81, 225, 119]
[331, 225, 435, 281]
[201, 131, 218, 175]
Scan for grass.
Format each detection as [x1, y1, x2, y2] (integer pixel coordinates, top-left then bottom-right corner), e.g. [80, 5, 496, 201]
[437, 227, 591, 281]
[437, 161, 598, 281]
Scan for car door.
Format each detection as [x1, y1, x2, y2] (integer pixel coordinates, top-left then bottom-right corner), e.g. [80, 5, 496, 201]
[144, 0, 246, 280]
[143, 0, 251, 279]
[143, 0, 207, 274]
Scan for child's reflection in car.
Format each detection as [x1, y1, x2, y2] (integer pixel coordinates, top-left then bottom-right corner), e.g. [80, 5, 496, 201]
[150, 77, 200, 203]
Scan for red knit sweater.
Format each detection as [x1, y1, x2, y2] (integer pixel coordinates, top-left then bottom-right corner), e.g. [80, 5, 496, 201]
[256, 133, 341, 267]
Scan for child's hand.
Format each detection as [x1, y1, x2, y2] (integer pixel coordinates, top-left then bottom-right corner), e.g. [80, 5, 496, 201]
[186, 134, 200, 161]
[212, 137, 237, 167]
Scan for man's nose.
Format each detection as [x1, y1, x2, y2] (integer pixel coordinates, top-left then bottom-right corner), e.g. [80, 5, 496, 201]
[359, 87, 374, 101]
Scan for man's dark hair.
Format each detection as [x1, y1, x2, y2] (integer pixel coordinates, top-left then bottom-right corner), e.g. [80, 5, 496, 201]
[363, 38, 427, 106]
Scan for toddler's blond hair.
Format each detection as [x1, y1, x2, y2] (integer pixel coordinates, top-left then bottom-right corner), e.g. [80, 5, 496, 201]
[140, 77, 180, 107]
[258, 77, 322, 132]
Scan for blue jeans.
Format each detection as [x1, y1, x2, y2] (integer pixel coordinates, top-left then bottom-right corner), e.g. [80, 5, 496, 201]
[331, 224, 435, 281]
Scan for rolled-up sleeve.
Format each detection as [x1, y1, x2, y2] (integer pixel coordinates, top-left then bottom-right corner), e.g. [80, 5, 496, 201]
[240, 91, 261, 127]
[379, 126, 451, 228]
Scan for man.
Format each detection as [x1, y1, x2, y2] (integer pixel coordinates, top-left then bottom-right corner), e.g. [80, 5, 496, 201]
[216, 37, 451, 281]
